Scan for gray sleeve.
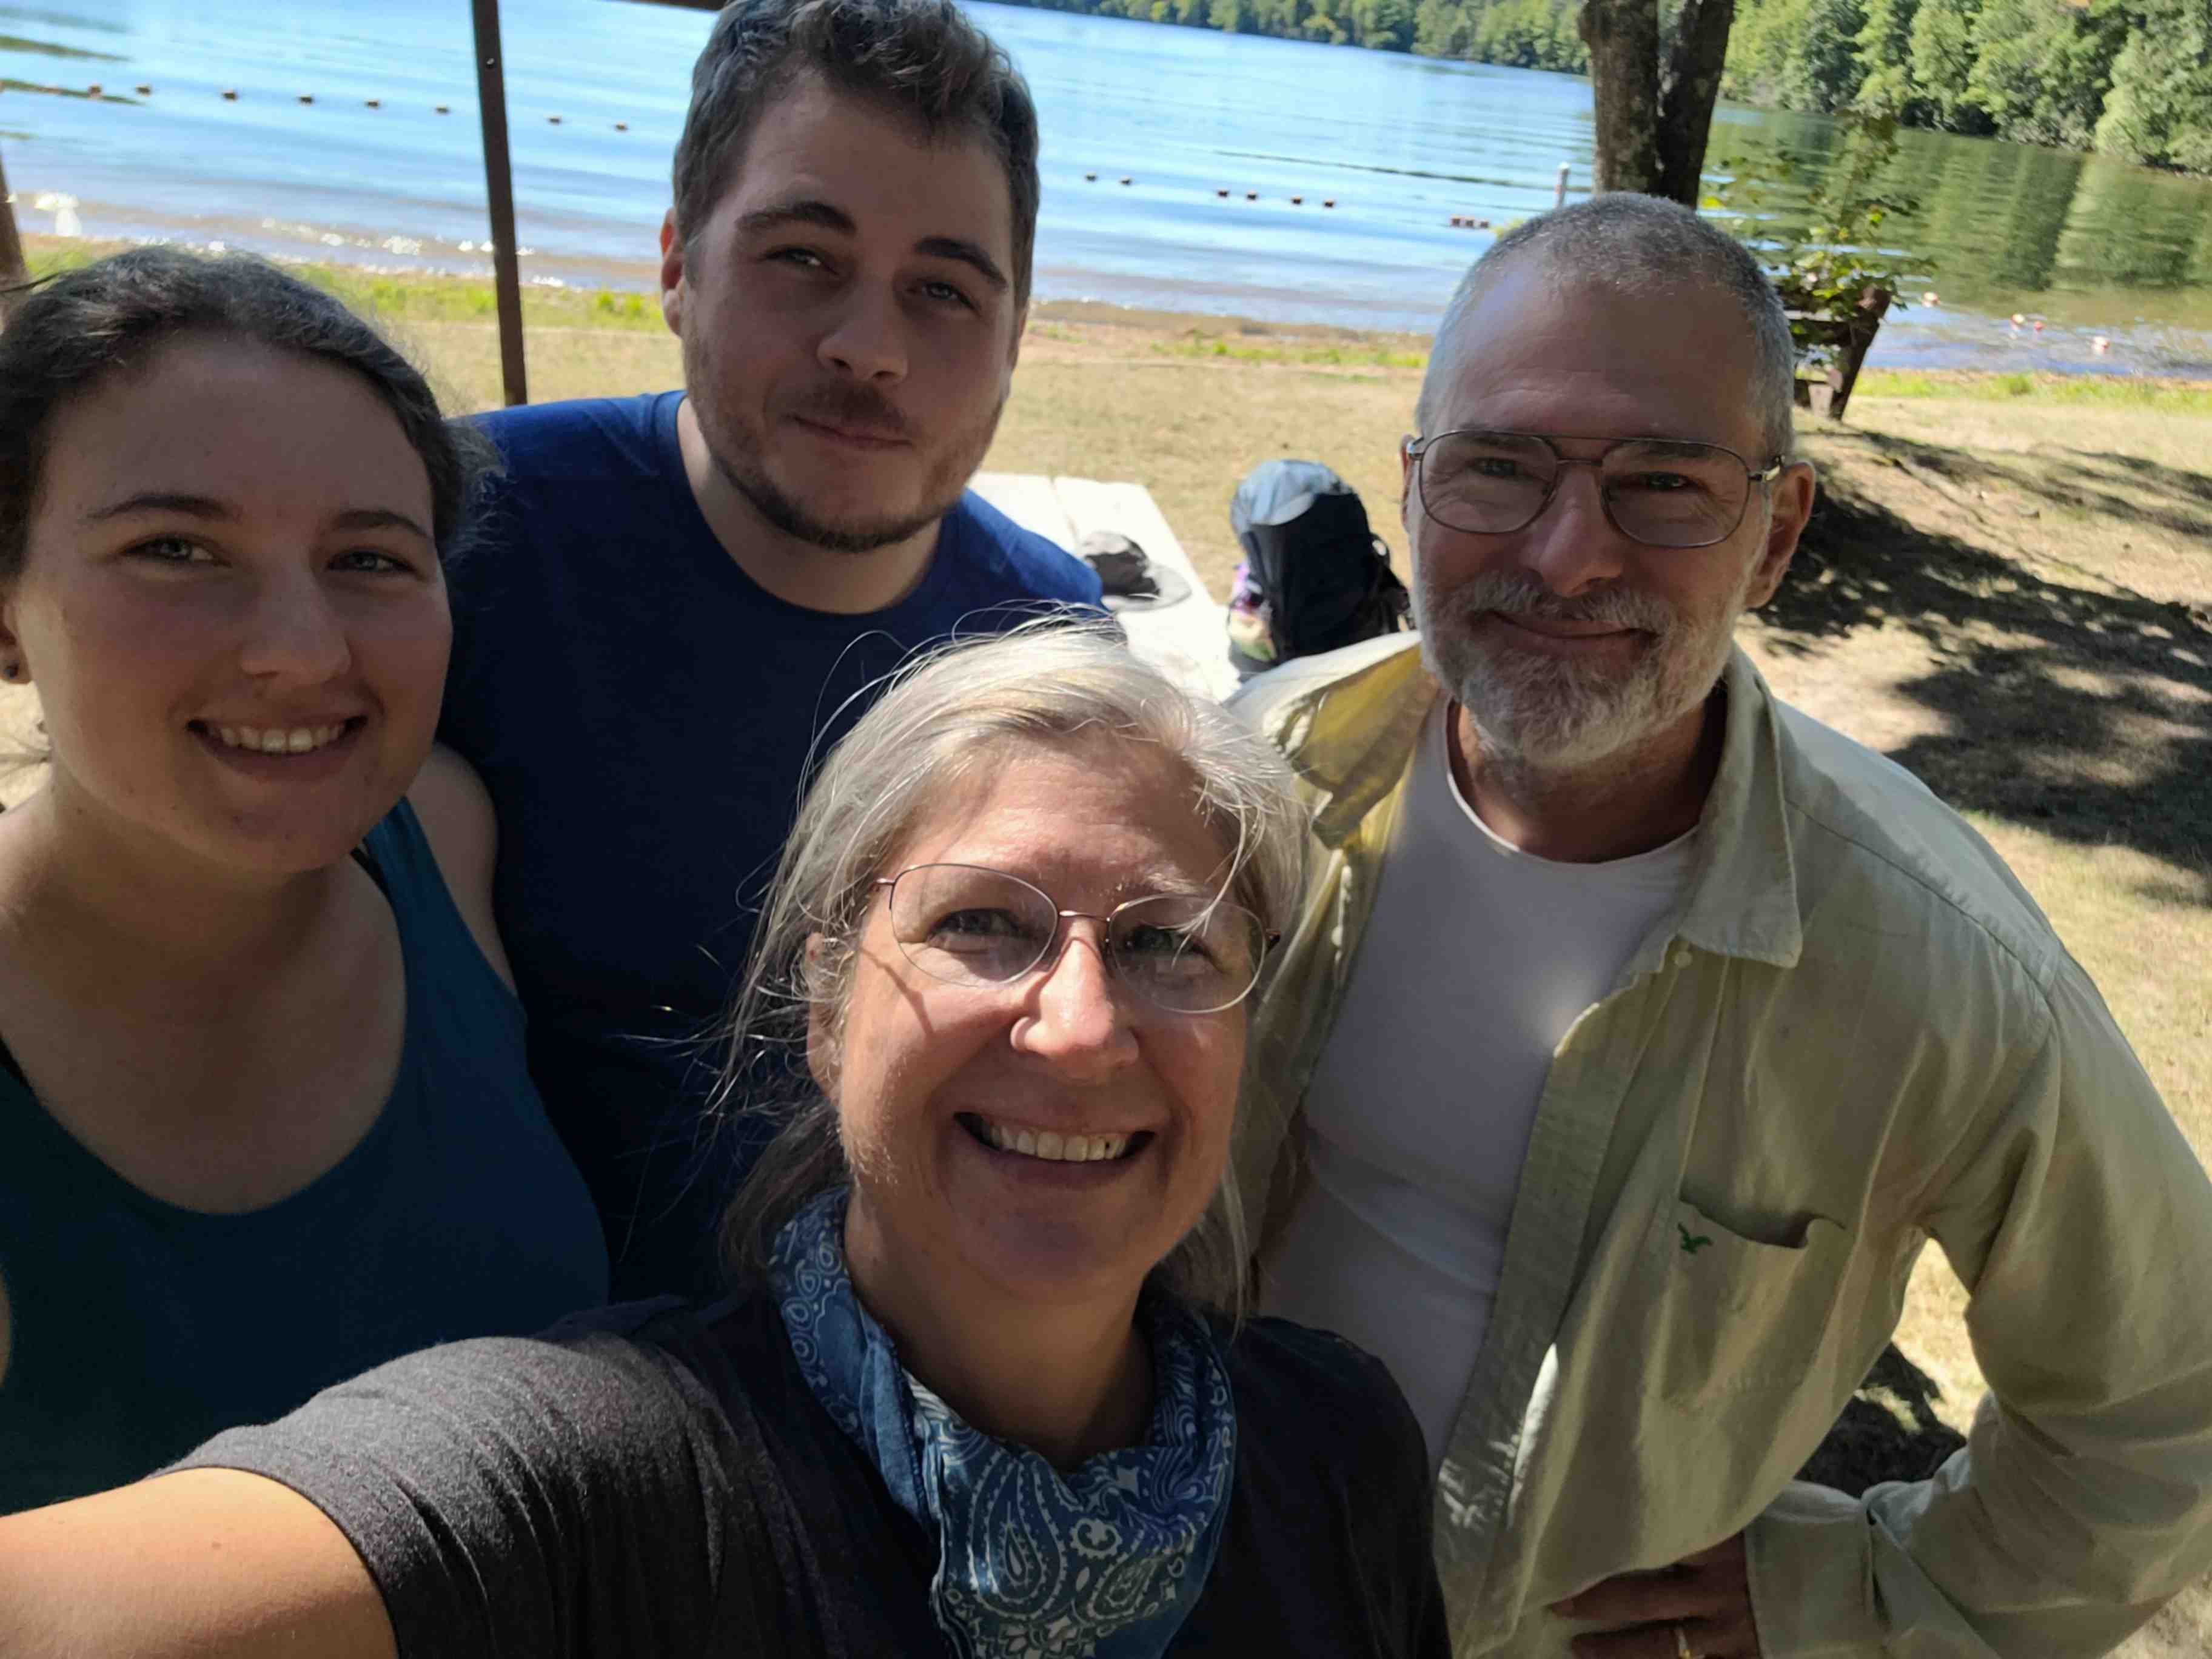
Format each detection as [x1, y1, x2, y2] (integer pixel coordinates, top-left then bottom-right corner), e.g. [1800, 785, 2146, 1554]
[173, 1332, 736, 1659]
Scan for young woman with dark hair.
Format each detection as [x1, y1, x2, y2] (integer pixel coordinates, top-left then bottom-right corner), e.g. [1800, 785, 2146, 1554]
[0, 248, 606, 1512]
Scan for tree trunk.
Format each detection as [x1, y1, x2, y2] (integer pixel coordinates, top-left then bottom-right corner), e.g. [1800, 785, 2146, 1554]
[1654, 0, 1740, 205]
[0, 141, 27, 321]
[1577, 0, 1663, 195]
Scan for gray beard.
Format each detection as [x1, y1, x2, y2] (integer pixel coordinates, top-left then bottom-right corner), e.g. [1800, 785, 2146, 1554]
[1414, 568, 1744, 777]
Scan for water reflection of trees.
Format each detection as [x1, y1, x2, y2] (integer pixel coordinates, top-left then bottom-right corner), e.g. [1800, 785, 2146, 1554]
[2060, 162, 2202, 290]
[1708, 110, 2212, 317]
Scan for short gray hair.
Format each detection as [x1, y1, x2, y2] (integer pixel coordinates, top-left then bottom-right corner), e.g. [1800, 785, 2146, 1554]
[672, 0, 1041, 304]
[1416, 193, 1796, 460]
[716, 619, 1307, 1315]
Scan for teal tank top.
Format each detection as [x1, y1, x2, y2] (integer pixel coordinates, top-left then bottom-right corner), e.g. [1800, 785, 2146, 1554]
[0, 800, 609, 1512]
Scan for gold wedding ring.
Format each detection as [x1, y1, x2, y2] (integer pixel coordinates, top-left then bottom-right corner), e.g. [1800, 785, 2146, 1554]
[1674, 1624, 1699, 1659]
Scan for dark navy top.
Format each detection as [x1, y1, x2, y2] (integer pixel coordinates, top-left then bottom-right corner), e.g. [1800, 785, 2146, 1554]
[439, 392, 1103, 1301]
[0, 802, 609, 1514]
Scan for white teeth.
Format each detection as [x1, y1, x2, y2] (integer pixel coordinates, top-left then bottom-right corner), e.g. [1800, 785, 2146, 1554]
[976, 1116, 1130, 1163]
[210, 722, 349, 756]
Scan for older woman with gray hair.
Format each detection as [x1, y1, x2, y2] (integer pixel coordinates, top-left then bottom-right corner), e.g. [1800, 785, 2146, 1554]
[0, 622, 1446, 1659]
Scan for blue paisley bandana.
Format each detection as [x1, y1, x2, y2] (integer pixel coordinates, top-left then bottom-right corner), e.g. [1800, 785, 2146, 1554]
[769, 1188, 1238, 1659]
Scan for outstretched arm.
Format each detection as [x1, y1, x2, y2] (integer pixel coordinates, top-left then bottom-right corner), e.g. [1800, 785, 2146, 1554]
[1, 1327, 732, 1659]
[0, 1469, 395, 1659]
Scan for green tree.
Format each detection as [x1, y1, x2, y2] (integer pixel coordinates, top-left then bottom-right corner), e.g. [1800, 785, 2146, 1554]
[1723, 0, 1812, 104]
[1903, 0, 1988, 130]
[1968, 0, 2126, 147]
[1346, 0, 1416, 49]
[1852, 0, 1923, 118]
[1777, 0, 1869, 110]
[2095, 0, 2212, 172]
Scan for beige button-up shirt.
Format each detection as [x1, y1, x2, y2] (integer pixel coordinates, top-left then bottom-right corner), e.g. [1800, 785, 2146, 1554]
[1232, 635, 2212, 1657]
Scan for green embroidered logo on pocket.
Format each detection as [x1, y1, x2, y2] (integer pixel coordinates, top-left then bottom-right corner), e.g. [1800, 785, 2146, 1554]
[1678, 1223, 1714, 1256]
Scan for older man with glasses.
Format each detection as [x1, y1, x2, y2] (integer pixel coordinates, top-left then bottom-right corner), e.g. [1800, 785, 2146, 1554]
[1233, 193, 2212, 1659]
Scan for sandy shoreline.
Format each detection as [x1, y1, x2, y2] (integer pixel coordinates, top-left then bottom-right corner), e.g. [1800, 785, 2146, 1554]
[18, 232, 2212, 393]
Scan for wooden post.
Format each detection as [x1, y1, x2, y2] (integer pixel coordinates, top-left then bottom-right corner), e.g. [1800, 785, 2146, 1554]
[1825, 284, 1893, 424]
[1555, 163, 1570, 209]
[0, 139, 29, 322]
[471, 0, 528, 407]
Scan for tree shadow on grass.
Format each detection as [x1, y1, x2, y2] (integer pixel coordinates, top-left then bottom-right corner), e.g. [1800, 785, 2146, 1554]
[1758, 455, 2212, 905]
[1800, 1345, 1967, 1496]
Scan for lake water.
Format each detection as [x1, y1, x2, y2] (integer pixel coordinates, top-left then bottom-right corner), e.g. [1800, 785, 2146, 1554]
[5, 0, 2211, 375]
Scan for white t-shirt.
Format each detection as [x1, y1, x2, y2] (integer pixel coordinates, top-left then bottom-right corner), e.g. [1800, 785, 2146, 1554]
[1259, 700, 1697, 1469]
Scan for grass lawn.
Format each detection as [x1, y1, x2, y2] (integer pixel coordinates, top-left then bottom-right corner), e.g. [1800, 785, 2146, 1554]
[11, 243, 2210, 1648]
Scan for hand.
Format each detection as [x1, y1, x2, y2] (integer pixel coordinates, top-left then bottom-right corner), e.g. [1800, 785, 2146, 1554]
[1549, 1533, 1759, 1658]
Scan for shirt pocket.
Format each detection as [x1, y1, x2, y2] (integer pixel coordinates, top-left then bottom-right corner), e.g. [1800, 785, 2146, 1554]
[1651, 1197, 1850, 1404]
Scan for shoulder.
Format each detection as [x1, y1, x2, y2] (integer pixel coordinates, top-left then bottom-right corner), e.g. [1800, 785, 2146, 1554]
[178, 1320, 718, 1489]
[1765, 691, 2066, 990]
[941, 492, 1105, 608]
[1227, 634, 1429, 737]
[167, 1319, 746, 1654]
[401, 746, 511, 987]
[1221, 1316, 1429, 1491]
[469, 392, 675, 483]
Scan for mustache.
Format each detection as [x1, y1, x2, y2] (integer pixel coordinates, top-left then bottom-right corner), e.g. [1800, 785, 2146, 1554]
[1433, 569, 1677, 633]
[783, 383, 915, 443]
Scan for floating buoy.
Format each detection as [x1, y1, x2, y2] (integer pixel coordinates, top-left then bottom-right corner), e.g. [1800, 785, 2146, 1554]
[365, 98, 381, 109]
[1119, 176, 1131, 186]
[1216, 187, 1228, 197]
[221, 89, 238, 99]
[1323, 198, 1335, 207]
[435, 103, 450, 113]
[614, 121, 628, 131]
[2032, 318, 2044, 332]
[298, 94, 314, 104]
[1289, 195, 1302, 204]
[135, 83, 152, 95]
[85, 82, 101, 95]
[1245, 190, 1257, 201]
[548, 115, 562, 124]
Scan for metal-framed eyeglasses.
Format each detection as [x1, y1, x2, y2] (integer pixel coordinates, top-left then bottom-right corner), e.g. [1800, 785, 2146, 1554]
[870, 863, 1278, 1016]
[1406, 429, 1787, 549]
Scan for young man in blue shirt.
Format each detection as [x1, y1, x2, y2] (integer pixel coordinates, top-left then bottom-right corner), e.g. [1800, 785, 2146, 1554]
[439, 0, 1102, 1299]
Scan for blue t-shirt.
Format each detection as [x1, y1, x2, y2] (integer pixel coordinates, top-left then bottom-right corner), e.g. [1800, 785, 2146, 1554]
[0, 802, 608, 1514]
[441, 392, 1102, 1301]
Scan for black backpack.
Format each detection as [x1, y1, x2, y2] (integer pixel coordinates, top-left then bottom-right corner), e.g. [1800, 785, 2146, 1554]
[1228, 459, 1410, 679]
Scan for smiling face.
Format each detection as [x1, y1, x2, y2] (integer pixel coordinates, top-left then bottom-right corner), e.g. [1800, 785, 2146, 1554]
[660, 72, 1024, 554]
[816, 737, 1248, 1325]
[1404, 263, 1812, 773]
[1, 333, 449, 876]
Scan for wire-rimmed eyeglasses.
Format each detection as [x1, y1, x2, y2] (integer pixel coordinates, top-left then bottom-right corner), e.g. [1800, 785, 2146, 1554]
[871, 863, 1278, 1016]
[1406, 429, 1787, 549]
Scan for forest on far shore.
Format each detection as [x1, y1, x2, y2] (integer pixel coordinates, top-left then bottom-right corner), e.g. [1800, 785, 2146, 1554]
[999, 0, 2212, 175]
